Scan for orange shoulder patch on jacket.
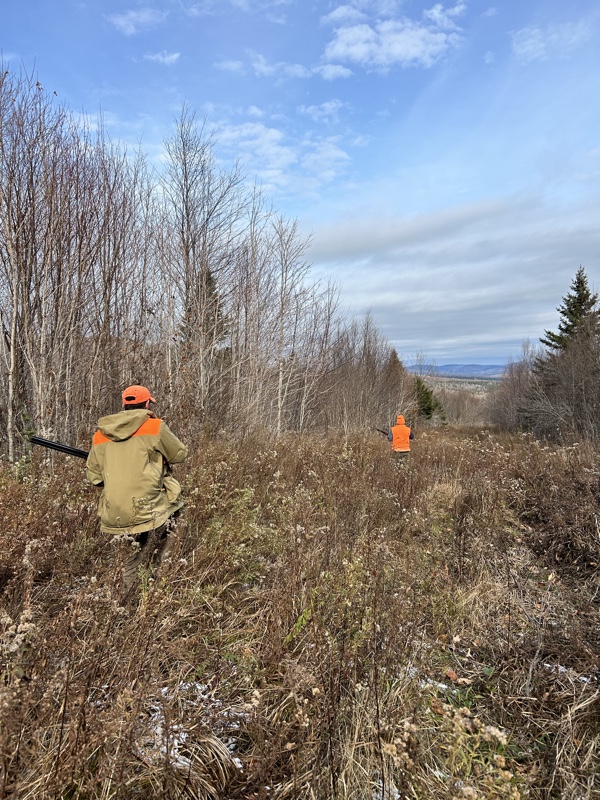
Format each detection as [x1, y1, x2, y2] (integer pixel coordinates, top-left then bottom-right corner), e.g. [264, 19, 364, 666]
[93, 417, 162, 446]
[93, 430, 111, 445]
[133, 417, 162, 437]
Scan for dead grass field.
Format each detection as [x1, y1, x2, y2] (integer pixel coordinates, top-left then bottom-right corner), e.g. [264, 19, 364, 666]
[0, 428, 598, 799]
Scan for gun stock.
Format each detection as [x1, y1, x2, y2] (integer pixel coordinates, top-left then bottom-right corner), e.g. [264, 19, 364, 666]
[30, 435, 89, 460]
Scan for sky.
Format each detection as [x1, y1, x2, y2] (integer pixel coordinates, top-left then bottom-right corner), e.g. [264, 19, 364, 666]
[2, 0, 600, 365]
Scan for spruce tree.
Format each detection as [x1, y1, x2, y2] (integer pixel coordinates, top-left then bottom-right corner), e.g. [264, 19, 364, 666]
[540, 266, 599, 352]
[414, 376, 445, 421]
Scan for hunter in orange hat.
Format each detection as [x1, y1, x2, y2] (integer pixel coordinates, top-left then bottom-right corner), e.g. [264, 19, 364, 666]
[86, 384, 188, 590]
[121, 384, 156, 405]
[388, 414, 414, 456]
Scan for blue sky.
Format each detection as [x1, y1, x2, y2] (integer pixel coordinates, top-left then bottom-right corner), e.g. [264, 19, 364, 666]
[2, 0, 600, 364]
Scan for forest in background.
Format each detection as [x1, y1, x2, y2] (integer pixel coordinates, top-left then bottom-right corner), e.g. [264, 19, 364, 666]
[0, 68, 416, 461]
[3, 67, 598, 460]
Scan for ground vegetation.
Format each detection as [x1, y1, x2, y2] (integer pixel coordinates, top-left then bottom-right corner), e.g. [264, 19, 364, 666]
[1, 429, 598, 799]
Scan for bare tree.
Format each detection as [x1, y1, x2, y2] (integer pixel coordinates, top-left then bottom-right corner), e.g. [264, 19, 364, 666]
[0, 68, 83, 453]
[0, 72, 421, 452]
[159, 106, 246, 426]
[0, 67, 159, 455]
[320, 315, 415, 434]
[485, 343, 536, 433]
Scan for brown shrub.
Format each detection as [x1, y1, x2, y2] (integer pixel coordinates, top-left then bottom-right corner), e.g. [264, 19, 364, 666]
[0, 430, 597, 799]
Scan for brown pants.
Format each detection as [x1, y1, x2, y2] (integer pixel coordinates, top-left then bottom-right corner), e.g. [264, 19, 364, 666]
[391, 450, 410, 468]
[122, 514, 179, 590]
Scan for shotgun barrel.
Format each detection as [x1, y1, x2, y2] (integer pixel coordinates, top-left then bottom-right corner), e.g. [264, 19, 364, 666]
[30, 435, 89, 460]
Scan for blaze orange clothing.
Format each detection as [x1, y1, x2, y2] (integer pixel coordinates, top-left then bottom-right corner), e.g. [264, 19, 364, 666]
[86, 409, 188, 535]
[389, 415, 413, 452]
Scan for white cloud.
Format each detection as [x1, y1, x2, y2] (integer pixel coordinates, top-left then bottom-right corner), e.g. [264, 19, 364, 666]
[310, 197, 521, 261]
[314, 63, 354, 80]
[321, 2, 467, 71]
[423, 2, 466, 31]
[350, 134, 371, 147]
[249, 52, 311, 79]
[179, 0, 218, 14]
[306, 195, 600, 361]
[144, 51, 180, 65]
[360, 0, 404, 15]
[325, 18, 461, 70]
[483, 50, 494, 65]
[282, 63, 312, 79]
[215, 59, 246, 74]
[185, 0, 288, 15]
[217, 121, 298, 188]
[300, 139, 352, 184]
[107, 9, 168, 36]
[298, 99, 346, 123]
[179, 1, 211, 16]
[512, 19, 592, 64]
[230, 0, 293, 12]
[214, 120, 352, 193]
[233, 53, 353, 82]
[322, 5, 368, 26]
[265, 11, 287, 24]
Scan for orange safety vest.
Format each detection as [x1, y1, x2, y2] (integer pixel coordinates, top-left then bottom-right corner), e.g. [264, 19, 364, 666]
[390, 415, 411, 452]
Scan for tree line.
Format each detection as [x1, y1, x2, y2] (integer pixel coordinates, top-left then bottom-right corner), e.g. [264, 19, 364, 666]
[0, 68, 418, 460]
[487, 265, 600, 441]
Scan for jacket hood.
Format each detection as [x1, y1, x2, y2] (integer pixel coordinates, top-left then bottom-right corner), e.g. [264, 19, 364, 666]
[396, 415, 405, 425]
[97, 409, 155, 442]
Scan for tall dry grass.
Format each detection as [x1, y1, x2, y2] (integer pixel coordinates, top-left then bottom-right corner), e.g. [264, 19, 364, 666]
[0, 429, 598, 799]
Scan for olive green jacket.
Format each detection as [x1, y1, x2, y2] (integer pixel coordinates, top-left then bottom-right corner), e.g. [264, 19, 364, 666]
[86, 409, 188, 535]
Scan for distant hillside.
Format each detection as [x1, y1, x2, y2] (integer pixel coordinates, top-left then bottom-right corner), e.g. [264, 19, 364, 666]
[407, 364, 505, 379]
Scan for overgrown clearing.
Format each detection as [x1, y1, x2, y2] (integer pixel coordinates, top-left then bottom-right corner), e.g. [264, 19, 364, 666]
[1, 429, 598, 799]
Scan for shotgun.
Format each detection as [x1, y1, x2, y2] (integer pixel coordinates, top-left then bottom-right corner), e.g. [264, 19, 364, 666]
[30, 435, 89, 460]
[376, 428, 389, 437]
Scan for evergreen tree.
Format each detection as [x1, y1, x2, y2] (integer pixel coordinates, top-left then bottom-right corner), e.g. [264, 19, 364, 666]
[540, 266, 599, 352]
[525, 266, 600, 441]
[414, 376, 445, 422]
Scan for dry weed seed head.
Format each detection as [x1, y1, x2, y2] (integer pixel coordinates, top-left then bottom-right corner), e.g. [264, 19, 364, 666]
[22, 538, 42, 568]
[1, 607, 37, 655]
[0, 685, 18, 713]
[0, 611, 13, 628]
